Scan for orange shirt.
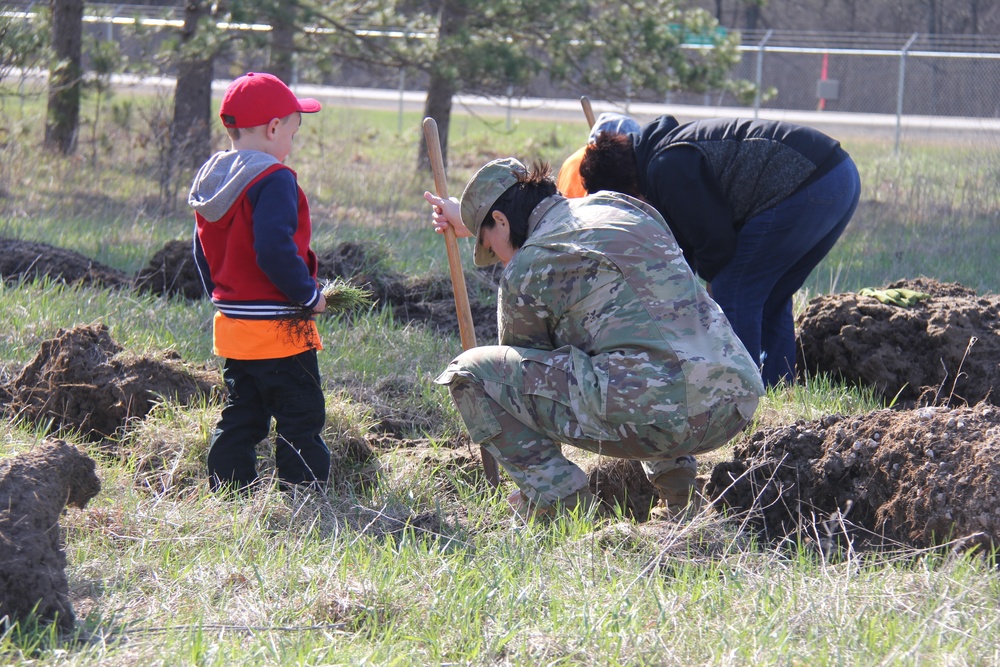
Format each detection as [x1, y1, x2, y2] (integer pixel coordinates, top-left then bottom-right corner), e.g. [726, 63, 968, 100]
[556, 146, 589, 198]
[213, 312, 322, 360]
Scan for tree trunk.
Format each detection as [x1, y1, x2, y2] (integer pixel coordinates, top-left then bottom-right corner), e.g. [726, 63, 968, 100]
[927, 0, 940, 33]
[164, 0, 217, 207]
[172, 56, 214, 169]
[419, 72, 457, 171]
[417, 0, 469, 171]
[171, 0, 215, 170]
[743, 1, 761, 30]
[268, 14, 296, 85]
[44, 0, 83, 154]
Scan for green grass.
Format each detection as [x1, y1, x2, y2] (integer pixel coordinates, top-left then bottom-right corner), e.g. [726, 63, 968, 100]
[801, 136, 1000, 296]
[2, 86, 1000, 665]
[0, 278, 217, 362]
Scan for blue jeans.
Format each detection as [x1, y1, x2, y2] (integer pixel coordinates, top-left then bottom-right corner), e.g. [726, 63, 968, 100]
[710, 157, 861, 388]
[208, 351, 330, 491]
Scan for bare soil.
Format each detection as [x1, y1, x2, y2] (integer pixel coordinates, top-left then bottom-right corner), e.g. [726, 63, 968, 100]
[796, 278, 1000, 406]
[586, 458, 658, 522]
[707, 402, 1000, 552]
[315, 241, 501, 343]
[0, 438, 101, 632]
[339, 376, 450, 438]
[0, 238, 129, 289]
[134, 239, 205, 300]
[2, 324, 218, 440]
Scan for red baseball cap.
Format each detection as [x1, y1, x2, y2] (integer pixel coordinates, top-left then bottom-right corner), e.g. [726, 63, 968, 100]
[219, 72, 322, 129]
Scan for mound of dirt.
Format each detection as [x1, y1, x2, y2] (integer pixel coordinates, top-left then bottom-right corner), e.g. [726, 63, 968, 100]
[316, 241, 407, 305]
[3, 324, 218, 440]
[316, 241, 500, 342]
[0, 438, 101, 632]
[388, 274, 499, 344]
[0, 238, 129, 289]
[134, 239, 205, 300]
[707, 403, 1000, 552]
[378, 436, 485, 482]
[796, 278, 1000, 406]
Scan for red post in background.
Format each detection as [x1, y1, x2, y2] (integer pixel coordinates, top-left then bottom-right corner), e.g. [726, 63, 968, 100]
[818, 52, 829, 111]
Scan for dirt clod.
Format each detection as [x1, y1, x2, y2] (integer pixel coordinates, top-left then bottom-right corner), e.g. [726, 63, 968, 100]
[0, 439, 101, 632]
[708, 403, 1000, 552]
[586, 458, 658, 522]
[0, 238, 129, 289]
[316, 241, 407, 307]
[340, 377, 448, 438]
[796, 278, 1000, 406]
[134, 239, 205, 300]
[4, 324, 218, 440]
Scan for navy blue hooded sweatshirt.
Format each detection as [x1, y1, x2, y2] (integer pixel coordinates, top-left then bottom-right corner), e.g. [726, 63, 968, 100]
[632, 115, 848, 280]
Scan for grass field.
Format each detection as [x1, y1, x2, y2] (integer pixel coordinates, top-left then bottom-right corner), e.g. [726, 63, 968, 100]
[1, 86, 999, 665]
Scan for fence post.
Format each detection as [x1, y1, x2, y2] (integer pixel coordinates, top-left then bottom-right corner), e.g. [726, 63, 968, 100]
[896, 33, 919, 153]
[754, 29, 773, 118]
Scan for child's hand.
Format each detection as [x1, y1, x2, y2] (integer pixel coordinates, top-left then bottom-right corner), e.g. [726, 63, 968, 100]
[313, 292, 327, 313]
[424, 191, 473, 238]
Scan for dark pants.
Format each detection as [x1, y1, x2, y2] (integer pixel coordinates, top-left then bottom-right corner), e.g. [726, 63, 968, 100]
[711, 157, 862, 387]
[208, 351, 330, 491]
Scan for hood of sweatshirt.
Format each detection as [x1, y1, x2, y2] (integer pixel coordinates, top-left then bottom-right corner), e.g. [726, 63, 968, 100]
[188, 150, 280, 223]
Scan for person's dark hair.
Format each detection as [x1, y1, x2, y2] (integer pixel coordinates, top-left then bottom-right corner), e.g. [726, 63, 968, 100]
[483, 161, 557, 250]
[579, 133, 642, 198]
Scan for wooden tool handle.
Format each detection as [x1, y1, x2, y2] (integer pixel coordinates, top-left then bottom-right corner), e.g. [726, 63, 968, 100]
[580, 96, 596, 128]
[422, 117, 477, 352]
[422, 117, 501, 489]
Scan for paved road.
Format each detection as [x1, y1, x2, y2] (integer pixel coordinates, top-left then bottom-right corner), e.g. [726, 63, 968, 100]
[75, 72, 1000, 143]
[276, 81, 1000, 142]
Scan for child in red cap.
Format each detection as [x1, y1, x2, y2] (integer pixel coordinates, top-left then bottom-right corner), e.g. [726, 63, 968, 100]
[188, 72, 330, 493]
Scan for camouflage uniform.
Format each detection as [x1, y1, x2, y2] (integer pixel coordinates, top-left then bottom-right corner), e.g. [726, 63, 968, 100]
[436, 191, 764, 509]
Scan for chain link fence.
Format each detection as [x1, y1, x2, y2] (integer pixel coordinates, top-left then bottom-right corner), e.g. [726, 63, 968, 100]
[663, 30, 1000, 146]
[725, 30, 1000, 119]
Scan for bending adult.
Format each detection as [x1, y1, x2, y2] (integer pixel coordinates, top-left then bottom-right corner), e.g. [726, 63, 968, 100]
[580, 115, 862, 387]
[423, 158, 763, 520]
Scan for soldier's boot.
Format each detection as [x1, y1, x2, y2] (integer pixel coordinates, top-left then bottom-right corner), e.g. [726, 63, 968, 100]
[648, 466, 703, 521]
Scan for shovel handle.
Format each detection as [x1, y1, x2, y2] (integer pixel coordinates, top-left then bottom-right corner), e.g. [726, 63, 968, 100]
[422, 117, 477, 352]
[580, 96, 596, 128]
[422, 117, 501, 489]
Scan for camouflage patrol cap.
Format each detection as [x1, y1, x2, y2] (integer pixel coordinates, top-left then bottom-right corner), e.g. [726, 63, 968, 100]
[460, 157, 526, 267]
